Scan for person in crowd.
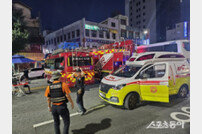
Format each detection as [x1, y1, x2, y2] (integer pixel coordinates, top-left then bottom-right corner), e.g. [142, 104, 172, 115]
[45, 71, 74, 134]
[72, 67, 87, 115]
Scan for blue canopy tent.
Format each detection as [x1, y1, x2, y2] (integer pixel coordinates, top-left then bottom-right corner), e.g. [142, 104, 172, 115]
[12, 55, 35, 64]
[12, 55, 35, 73]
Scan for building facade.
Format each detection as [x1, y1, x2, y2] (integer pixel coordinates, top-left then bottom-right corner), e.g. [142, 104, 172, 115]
[125, 0, 189, 44]
[43, 15, 145, 54]
[125, 0, 156, 43]
[166, 21, 190, 41]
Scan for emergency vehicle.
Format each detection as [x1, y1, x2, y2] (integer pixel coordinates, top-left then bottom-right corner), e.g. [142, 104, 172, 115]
[90, 40, 135, 77]
[126, 52, 186, 65]
[44, 49, 95, 87]
[99, 52, 190, 110]
[136, 40, 190, 62]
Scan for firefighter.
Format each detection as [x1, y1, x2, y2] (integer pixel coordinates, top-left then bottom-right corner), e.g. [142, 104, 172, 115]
[45, 71, 74, 134]
[72, 67, 87, 115]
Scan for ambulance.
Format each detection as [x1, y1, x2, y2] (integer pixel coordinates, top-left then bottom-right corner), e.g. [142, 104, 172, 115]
[99, 52, 190, 110]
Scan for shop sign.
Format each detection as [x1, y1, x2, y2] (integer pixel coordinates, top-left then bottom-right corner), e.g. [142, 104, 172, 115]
[99, 27, 109, 32]
[109, 29, 118, 34]
[85, 24, 99, 30]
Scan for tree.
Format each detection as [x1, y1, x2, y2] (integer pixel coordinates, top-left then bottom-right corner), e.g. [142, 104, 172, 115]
[12, 6, 29, 55]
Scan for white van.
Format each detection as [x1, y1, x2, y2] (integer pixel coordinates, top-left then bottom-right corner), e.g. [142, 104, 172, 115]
[136, 40, 190, 62]
[126, 52, 186, 65]
[99, 55, 190, 110]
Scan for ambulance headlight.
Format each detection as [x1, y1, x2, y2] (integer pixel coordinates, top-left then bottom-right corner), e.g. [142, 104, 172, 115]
[113, 84, 126, 90]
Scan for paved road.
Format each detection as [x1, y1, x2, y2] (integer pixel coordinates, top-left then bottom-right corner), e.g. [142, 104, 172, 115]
[12, 79, 190, 134]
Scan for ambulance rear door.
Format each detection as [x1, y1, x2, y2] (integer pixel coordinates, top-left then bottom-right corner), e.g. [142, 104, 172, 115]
[138, 62, 169, 103]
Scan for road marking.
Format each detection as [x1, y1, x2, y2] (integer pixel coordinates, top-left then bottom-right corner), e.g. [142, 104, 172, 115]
[170, 112, 190, 123]
[181, 107, 190, 114]
[88, 104, 106, 111]
[170, 107, 190, 123]
[33, 104, 106, 128]
[33, 112, 80, 128]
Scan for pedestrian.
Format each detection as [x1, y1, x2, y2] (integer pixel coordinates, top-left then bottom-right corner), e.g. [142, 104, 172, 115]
[72, 67, 87, 115]
[45, 71, 74, 134]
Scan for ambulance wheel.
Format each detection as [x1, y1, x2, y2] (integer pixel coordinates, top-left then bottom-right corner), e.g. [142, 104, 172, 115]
[124, 93, 139, 110]
[178, 85, 188, 98]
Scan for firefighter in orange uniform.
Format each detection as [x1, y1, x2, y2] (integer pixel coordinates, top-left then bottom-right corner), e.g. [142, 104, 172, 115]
[45, 71, 74, 134]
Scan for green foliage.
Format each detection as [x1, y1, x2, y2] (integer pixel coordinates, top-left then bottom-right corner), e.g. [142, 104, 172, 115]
[12, 6, 29, 54]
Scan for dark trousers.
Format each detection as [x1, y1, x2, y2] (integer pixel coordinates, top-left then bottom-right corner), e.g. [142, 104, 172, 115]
[52, 103, 70, 134]
[76, 92, 86, 112]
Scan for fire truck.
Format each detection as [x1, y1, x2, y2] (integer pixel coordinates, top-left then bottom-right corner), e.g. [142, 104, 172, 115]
[44, 48, 95, 87]
[90, 40, 135, 79]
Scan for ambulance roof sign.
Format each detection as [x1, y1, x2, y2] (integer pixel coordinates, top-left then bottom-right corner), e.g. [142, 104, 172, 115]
[85, 24, 99, 30]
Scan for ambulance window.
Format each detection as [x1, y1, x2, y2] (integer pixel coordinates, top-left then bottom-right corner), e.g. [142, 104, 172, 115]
[140, 64, 166, 78]
[113, 65, 141, 78]
[135, 64, 152, 79]
[154, 64, 166, 77]
[136, 54, 155, 61]
[129, 57, 136, 61]
[158, 54, 185, 58]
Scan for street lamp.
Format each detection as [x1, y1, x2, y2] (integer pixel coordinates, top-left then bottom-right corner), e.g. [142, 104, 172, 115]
[144, 30, 148, 35]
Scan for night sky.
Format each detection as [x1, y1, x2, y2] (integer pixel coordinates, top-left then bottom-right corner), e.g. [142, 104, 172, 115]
[16, 0, 125, 31]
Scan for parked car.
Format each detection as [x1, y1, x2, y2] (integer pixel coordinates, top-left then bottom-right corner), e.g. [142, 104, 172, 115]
[28, 68, 45, 78]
